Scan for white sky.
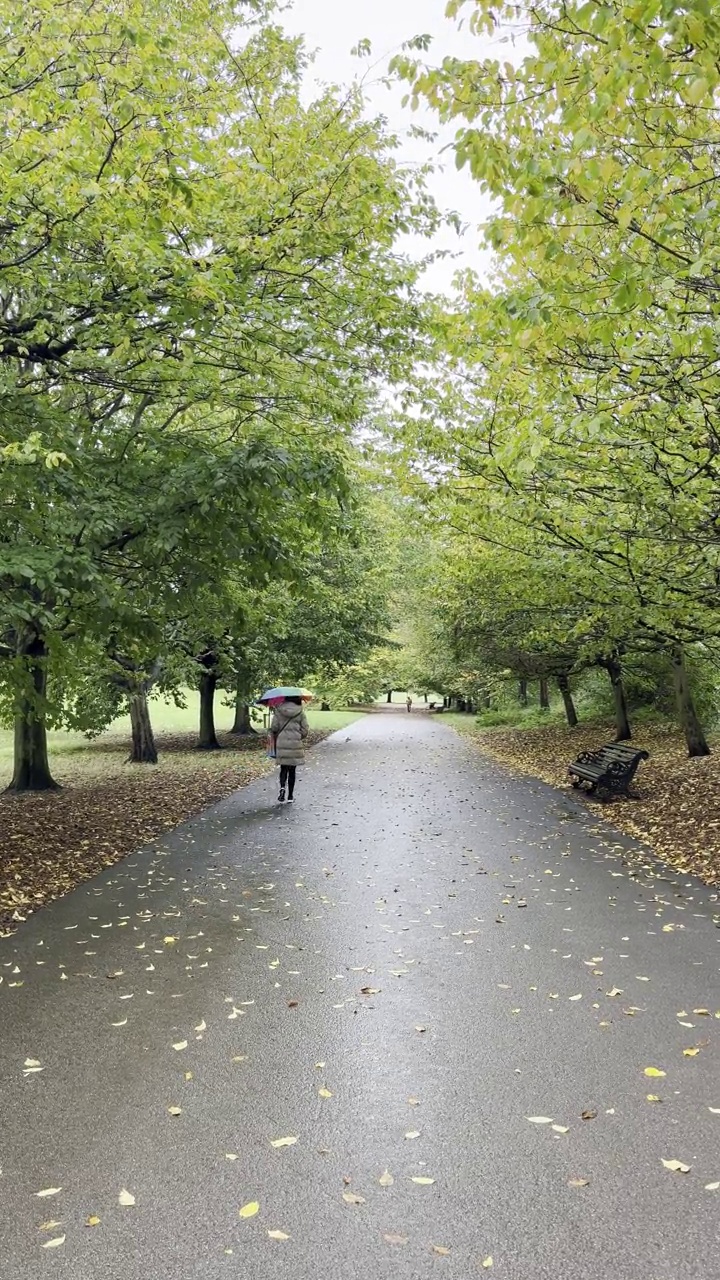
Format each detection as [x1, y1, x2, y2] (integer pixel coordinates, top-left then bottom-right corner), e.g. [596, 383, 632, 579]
[281, 0, 500, 293]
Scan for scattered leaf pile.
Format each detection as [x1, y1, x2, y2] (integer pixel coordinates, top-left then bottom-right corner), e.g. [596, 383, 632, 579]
[455, 719, 720, 885]
[0, 730, 330, 933]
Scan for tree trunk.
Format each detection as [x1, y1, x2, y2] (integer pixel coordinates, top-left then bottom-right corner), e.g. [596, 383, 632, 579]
[386, 689, 393, 703]
[539, 677, 550, 709]
[518, 679, 528, 707]
[197, 672, 221, 750]
[556, 673, 578, 727]
[229, 688, 254, 735]
[604, 657, 632, 741]
[671, 645, 711, 758]
[7, 634, 60, 792]
[128, 690, 158, 763]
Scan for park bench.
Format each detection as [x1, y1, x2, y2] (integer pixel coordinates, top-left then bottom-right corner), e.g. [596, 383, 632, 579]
[568, 742, 650, 798]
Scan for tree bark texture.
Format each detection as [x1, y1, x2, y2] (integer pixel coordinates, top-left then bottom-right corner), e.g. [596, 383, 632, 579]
[197, 671, 221, 750]
[539, 678, 550, 710]
[128, 691, 158, 763]
[229, 688, 254, 735]
[672, 646, 711, 757]
[604, 657, 632, 741]
[7, 634, 60, 792]
[556, 673, 578, 727]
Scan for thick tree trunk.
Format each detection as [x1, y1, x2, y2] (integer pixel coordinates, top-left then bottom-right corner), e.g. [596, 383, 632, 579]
[128, 690, 158, 763]
[556, 673, 578, 727]
[386, 689, 393, 704]
[518, 679, 528, 707]
[539, 677, 550, 709]
[197, 672, 222, 750]
[229, 688, 254, 735]
[7, 634, 60, 792]
[604, 657, 632, 741]
[672, 646, 711, 758]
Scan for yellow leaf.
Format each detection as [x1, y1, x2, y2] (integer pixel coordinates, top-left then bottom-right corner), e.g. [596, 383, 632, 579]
[268, 1229, 290, 1240]
[411, 1176, 435, 1185]
[342, 1191, 365, 1204]
[683, 1048, 700, 1057]
[482, 1257, 493, 1268]
[568, 994, 582, 1001]
[646, 1095, 661, 1103]
[567, 1178, 590, 1187]
[318, 1088, 333, 1098]
[526, 1116, 553, 1124]
[172, 1041, 188, 1051]
[119, 1189, 136, 1206]
[432, 1245, 450, 1255]
[42, 1236, 65, 1249]
[378, 1169, 394, 1186]
[270, 1136, 298, 1149]
[168, 1106, 182, 1116]
[661, 1159, 690, 1173]
[86, 1216, 101, 1227]
[551, 1125, 569, 1134]
[239, 1201, 259, 1218]
[644, 1067, 666, 1078]
[35, 1188, 62, 1198]
[705, 1182, 720, 1192]
[38, 1221, 62, 1231]
[163, 936, 178, 945]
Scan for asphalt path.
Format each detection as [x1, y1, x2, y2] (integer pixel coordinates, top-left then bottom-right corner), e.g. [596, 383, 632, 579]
[1, 712, 719, 1280]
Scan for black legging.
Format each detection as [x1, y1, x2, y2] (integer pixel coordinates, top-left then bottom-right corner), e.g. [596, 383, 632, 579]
[279, 765, 296, 797]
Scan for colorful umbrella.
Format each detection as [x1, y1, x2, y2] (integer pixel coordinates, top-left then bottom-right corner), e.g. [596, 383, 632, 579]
[256, 686, 313, 708]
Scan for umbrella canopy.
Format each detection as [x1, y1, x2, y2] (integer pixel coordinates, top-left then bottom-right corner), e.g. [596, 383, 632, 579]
[256, 686, 313, 708]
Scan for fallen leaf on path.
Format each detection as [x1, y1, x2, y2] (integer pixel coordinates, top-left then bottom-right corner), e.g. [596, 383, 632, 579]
[86, 1216, 101, 1227]
[384, 1234, 409, 1245]
[569, 994, 583, 1001]
[226, 1154, 238, 1161]
[111, 1018, 128, 1027]
[581, 1110, 597, 1121]
[709, 1108, 720, 1115]
[239, 1201, 259, 1218]
[342, 1191, 365, 1205]
[38, 1221, 62, 1231]
[661, 1159, 690, 1173]
[172, 1041, 188, 1051]
[646, 1095, 662, 1103]
[411, 1177, 435, 1185]
[267, 1230, 290, 1240]
[42, 1236, 65, 1249]
[360, 987, 380, 995]
[705, 1182, 720, 1191]
[526, 1116, 553, 1125]
[408, 1097, 420, 1106]
[482, 1257, 493, 1268]
[693, 1009, 710, 1016]
[606, 988, 623, 998]
[552, 1125, 569, 1134]
[683, 1047, 700, 1057]
[378, 1169, 394, 1186]
[270, 1136, 297, 1149]
[167, 1106, 182, 1117]
[405, 1131, 420, 1139]
[318, 1088, 333, 1098]
[195, 1020, 206, 1032]
[36, 1188, 62, 1198]
[432, 1245, 450, 1255]
[644, 1067, 666, 1078]
[119, 1189, 136, 1206]
[568, 1178, 590, 1187]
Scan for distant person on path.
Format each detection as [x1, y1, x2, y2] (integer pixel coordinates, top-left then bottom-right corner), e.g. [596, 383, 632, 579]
[406, 694, 413, 713]
[271, 696, 309, 804]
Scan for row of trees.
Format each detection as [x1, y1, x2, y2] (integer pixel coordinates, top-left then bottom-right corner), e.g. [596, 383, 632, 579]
[391, 0, 720, 755]
[0, 0, 433, 788]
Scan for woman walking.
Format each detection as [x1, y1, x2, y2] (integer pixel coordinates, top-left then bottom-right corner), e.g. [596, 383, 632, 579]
[271, 696, 309, 804]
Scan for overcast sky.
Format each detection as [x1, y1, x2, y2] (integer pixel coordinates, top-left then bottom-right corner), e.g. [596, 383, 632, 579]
[281, 0, 500, 293]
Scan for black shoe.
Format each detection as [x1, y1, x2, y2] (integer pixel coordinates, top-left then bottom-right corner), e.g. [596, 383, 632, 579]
[287, 795, 295, 804]
[278, 789, 286, 803]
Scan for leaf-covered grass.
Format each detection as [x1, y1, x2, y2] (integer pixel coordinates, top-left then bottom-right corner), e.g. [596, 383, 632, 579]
[444, 714, 720, 886]
[0, 702, 364, 933]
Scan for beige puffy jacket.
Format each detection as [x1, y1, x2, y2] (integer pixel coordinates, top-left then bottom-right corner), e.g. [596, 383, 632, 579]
[271, 701, 309, 766]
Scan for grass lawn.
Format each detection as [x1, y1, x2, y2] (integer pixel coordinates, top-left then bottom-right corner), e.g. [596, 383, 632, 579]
[0, 695, 365, 933]
[443, 711, 720, 887]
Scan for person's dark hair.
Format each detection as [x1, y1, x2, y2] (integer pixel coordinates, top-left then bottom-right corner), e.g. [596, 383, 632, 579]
[286, 696, 302, 705]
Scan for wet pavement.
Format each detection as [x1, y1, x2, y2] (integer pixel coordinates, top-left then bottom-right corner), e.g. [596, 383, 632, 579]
[1, 712, 719, 1279]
